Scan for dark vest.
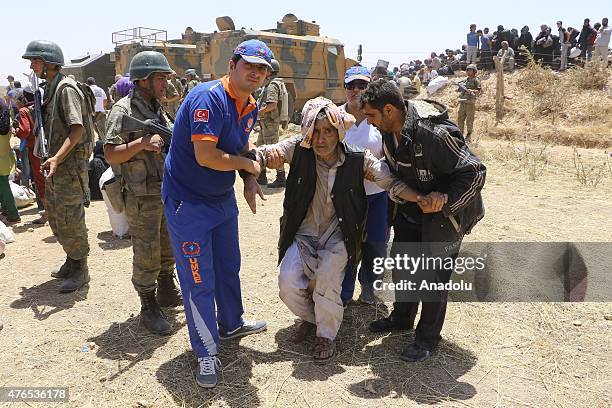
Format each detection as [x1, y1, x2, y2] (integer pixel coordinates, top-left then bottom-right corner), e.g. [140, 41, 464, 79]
[278, 141, 367, 274]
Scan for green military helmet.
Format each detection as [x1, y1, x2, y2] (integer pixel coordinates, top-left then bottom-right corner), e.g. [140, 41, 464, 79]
[270, 59, 280, 73]
[129, 51, 174, 81]
[466, 64, 478, 73]
[22, 40, 65, 66]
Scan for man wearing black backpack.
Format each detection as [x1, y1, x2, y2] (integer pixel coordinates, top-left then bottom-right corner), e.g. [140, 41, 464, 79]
[361, 80, 486, 362]
[22, 40, 91, 293]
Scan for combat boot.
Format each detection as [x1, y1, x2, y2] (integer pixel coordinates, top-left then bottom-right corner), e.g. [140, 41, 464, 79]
[32, 210, 48, 225]
[268, 170, 286, 188]
[139, 291, 172, 335]
[59, 258, 90, 293]
[256, 168, 268, 186]
[51, 256, 74, 279]
[156, 274, 183, 308]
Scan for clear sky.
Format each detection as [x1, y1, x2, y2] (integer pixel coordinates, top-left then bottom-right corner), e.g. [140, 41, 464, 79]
[2, 0, 609, 86]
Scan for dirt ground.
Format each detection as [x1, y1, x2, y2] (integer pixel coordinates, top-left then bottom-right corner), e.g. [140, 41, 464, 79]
[1, 131, 611, 408]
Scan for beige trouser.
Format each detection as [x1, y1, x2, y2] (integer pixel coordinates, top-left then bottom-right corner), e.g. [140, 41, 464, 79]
[466, 46, 478, 64]
[278, 241, 347, 340]
[457, 101, 476, 136]
[560, 42, 570, 70]
[593, 46, 608, 63]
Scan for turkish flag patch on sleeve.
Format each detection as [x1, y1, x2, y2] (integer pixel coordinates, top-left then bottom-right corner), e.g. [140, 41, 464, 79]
[194, 109, 209, 122]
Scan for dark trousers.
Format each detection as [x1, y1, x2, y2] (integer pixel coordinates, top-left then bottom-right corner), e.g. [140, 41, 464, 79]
[389, 215, 455, 352]
[341, 192, 389, 302]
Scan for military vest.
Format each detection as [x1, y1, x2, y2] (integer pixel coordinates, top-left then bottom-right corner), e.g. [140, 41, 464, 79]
[112, 90, 171, 196]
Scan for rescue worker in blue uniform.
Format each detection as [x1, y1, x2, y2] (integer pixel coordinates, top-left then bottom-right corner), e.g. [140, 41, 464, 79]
[162, 39, 271, 388]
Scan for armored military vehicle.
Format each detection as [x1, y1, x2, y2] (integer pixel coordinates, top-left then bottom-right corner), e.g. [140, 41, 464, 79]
[112, 14, 359, 118]
[62, 53, 116, 93]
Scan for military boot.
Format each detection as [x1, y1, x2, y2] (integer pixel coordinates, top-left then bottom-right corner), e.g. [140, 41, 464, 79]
[139, 291, 172, 335]
[51, 256, 74, 279]
[59, 258, 90, 293]
[256, 168, 268, 186]
[268, 170, 286, 188]
[32, 210, 48, 225]
[156, 273, 183, 308]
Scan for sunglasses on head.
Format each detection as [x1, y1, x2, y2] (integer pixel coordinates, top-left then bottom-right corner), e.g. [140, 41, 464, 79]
[344, 82, 368, 91]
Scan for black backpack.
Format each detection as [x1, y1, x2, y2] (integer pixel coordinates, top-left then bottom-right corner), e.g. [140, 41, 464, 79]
[0, 104, 10, 135]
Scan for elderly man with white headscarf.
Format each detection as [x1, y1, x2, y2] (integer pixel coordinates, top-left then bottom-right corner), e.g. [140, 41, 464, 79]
[249, 96, 445, 363]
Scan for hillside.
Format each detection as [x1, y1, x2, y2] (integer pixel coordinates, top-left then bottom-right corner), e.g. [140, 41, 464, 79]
[430, 63, 612, 149]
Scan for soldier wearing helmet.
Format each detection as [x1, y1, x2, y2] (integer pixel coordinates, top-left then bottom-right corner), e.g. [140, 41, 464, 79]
[456, 64, 482, 142]
[22, 40, 90, 293]
[184, 69, 200, 96]
[256, 58, 287, 187]
[103, 51, 181, 335]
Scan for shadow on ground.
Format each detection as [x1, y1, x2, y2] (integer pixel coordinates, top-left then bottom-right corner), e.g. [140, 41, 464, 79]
[88, 309, 185, 382]
[97, 231, 132, 251]
[42, 235, 57, 244]
[10, 279, 90, 320]
[156, 301, 476, 406]
[11, 222, 46, 234]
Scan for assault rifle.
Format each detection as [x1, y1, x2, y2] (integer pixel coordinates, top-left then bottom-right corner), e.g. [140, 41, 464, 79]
[29, 71, 48, 168]
[119, 114, 172, 148]
[453, 80, 469, 94]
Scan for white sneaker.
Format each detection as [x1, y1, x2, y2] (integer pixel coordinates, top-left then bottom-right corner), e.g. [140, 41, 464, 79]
[196, 356, 222, 388]
[219, 320, 267, 340]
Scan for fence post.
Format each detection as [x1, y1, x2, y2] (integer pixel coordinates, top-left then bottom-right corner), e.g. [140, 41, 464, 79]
[494, 55, 506, 122]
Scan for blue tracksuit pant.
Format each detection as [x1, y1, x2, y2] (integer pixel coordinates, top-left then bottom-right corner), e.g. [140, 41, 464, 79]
[163, 193, 244, 358]
[341, 191, 388, 302]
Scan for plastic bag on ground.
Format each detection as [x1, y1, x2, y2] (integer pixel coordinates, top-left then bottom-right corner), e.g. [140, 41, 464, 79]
[9, 181, 36, 208]
[0, 220, 16, 244]
[99, 167, 129, 239]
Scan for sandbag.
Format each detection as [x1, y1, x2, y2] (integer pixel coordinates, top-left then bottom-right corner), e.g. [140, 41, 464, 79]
[99, 167, 129, 238]
[426, 76, 449, 96]
[9, 181, 36, 208]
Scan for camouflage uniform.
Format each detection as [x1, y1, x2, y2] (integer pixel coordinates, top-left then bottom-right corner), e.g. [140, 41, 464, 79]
[105, 89, 175, 294]
[109, 83, 120, 106]
[257, 79, 282, 145]
[185, 79, 199, 95]
[257, 78, 285, 182]
[170, 77, 183, 99]
[163, 80, 180, 116]
[457, 76, 480, 137]
[43, 74, 90, 261]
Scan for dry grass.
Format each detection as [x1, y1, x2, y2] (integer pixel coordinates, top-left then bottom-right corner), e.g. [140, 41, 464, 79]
[572, 147, 612, 187]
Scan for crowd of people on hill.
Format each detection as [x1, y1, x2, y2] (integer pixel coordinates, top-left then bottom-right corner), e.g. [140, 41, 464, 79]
[378, 16, 611, 84]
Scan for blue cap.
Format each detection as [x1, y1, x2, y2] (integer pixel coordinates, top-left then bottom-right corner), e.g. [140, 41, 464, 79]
[344, 65, 371, 83]
[233, 39, 273, 69]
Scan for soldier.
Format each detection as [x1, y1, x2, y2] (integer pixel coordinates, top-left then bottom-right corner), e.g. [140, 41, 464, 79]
[22, 40, 90, 293]
[103, 51, 182, 335]
[108, 74, 123, 106]
[256, 59, 286, 187]
[166, 72, 183, 114]
[184, 69, 200, 96]
[162, 77, 180, 116]
[456, 64, 481, 142]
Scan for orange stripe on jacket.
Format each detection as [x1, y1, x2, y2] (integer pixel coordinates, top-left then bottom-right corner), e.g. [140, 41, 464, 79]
[192, 134, 219, 143]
